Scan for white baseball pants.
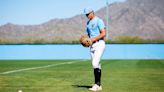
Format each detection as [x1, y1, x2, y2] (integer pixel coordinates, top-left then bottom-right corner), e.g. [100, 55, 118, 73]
[90, 40, 105, 69]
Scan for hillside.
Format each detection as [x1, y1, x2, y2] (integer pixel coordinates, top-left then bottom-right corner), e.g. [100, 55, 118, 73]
[0, 0, 164, 44]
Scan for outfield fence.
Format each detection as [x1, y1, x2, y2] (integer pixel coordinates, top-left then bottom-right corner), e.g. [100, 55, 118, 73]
[0, 44, 164, 59]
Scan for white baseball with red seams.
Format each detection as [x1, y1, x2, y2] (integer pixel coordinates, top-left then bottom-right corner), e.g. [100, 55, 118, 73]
[18, 90, 22, 92]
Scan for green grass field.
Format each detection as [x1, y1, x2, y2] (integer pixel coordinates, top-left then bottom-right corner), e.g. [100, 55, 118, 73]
[0, 60, 164, 92]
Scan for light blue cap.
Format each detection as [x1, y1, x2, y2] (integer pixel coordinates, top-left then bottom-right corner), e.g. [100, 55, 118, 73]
[84, 8, 94, 14]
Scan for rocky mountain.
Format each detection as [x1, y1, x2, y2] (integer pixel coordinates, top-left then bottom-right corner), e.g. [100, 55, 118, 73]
[0, 0, 164, 44]
[0, 17, 87, 44]
[97, 0, 164, 40]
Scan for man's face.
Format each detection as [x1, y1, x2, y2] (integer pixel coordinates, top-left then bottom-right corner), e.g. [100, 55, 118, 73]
[86, 12, 93, 19]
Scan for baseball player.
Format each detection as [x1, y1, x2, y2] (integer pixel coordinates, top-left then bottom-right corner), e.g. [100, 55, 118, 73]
[84, 8, 106, 91]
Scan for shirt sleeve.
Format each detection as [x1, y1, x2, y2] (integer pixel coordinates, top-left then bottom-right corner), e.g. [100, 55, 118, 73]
[98, 19, 105, 30]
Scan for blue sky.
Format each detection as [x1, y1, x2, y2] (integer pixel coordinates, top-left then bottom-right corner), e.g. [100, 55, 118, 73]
[0, 0, 125, 25]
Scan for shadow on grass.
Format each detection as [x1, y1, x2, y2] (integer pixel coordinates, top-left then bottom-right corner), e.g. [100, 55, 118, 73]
[72, 85, 92, 89]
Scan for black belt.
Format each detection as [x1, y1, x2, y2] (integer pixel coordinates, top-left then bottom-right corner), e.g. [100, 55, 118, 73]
[93, 40, 102, 44]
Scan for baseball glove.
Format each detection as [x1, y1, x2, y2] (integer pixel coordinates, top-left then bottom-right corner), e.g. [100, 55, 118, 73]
[80, 35, 92, 47]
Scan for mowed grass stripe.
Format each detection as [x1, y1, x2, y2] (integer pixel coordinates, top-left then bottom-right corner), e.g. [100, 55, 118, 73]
[102, 60, 164, 92]
[0, 60, 164, 92]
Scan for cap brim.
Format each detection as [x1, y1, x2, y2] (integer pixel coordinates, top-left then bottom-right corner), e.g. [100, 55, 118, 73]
[84, 11, 93, 15]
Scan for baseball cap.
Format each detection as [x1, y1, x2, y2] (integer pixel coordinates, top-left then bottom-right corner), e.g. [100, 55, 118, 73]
[84, 8, 94, 15]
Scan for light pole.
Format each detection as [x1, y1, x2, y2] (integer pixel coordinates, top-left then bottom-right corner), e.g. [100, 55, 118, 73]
[106, 0, 109, 41]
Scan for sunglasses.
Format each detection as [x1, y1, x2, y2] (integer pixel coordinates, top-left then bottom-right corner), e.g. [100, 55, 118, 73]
[86, 12, 93, 17]
[86, 13, 90, 17]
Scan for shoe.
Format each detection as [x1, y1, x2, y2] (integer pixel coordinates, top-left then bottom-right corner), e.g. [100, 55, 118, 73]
[89, 84, 102, 91]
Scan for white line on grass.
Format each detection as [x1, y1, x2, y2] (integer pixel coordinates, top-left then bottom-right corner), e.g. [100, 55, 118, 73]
[0, 60, 87, 75]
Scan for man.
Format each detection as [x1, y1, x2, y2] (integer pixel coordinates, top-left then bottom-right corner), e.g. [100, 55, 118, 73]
[84, 8, 106, 91]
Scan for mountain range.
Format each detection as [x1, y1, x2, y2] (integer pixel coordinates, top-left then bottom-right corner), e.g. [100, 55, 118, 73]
[0, 0, 164, 44]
